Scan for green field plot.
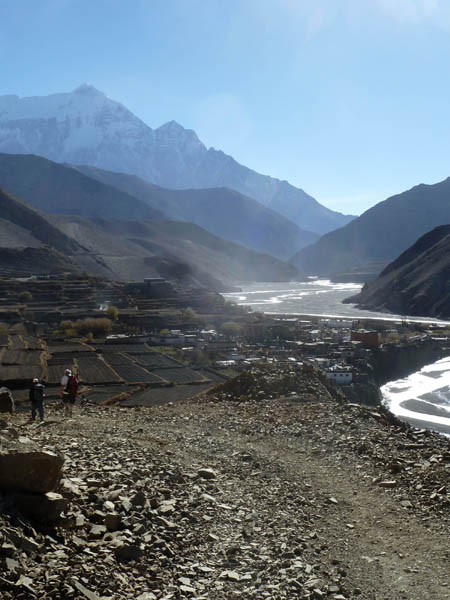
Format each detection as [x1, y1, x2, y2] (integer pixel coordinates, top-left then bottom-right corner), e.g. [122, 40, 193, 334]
[76, 357, 122, 384]
[111, 363, 164, 384]
[151, 367, 206, 384]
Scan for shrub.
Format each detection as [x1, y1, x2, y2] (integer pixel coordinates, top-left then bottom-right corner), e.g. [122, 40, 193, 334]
[59, 320, 74, 331]
[18, 290, 32, 302]
[106, 306, 119, 321]
[73, 318, 112, 336]
[221, 321, 244, 337]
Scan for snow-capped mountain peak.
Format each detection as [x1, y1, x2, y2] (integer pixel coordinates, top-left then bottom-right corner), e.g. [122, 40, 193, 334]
[72, 83, 105, 96]
[0, 85, 354, 233]
[155, 120, 205, 153]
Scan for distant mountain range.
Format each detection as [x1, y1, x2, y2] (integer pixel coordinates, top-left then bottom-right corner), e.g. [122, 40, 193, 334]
[0, 85, 353, 234]
[346, 225, 450, 319]
[0, 153, 317, 260]
[291, 177, 450, 277]
[73, 164, 319, 259]
[0, 153, 164, 221]
[0, 187, 302, 290]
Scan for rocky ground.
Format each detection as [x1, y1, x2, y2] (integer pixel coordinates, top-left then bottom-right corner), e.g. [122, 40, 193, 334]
[0, 366, 449, 600]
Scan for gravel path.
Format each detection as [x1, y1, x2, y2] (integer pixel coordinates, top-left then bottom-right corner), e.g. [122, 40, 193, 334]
[0, 367, 449, 599]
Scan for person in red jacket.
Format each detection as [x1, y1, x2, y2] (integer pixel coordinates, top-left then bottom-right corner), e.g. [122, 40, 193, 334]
[60, 369, 78, 417]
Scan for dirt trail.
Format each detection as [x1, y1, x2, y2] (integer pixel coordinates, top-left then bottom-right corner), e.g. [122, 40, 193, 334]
[2, 382, 449, 599]
[257, 439, 450, 600]
[156, 397, 450, 600]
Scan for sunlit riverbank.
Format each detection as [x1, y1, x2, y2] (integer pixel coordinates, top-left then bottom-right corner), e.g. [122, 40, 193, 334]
[224, 280, 450, 325]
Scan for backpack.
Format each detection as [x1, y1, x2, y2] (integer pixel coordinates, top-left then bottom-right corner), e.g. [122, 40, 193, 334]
[65, 374, 78, 395]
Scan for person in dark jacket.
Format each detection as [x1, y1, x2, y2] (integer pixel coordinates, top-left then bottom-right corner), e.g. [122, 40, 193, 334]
[29, 377, 45, 421]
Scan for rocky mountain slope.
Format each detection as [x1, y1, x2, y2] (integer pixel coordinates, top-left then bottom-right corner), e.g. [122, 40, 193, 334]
[1, 365, 450, 599]
[292, 177, 450, 276]
[346, 225, 450, 319]
[0, 153, 164, 221]
[0, 187, 119, 278]
[0, 153, 316, 260]
[0, 85, 353, 234]
[75, 164, 319, 260]
[54, 215, 301, 288]
[0, 187, 302, 288]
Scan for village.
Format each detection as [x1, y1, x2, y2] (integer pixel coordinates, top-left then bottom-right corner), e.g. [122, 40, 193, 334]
[1, 274, 450, 599]
[1, 273, 449, 413]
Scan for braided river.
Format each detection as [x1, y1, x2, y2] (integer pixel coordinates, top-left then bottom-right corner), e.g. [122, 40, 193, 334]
[224, 280, 450, 434]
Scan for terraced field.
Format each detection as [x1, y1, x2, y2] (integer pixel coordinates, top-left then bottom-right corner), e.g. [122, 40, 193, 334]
[110, 363, 164, 384]
[46, 365, 69, 386]
[150, 367, 206, 384]
[121, 382, 214, 406]
[48, 343, 94, 354]
[95, 343, 151, 354]
[134, 353, 183, 369]
[1, 350, 42, 366]
[0, 364, 41, 385]
[84, 385, 135, 405]
[23, 336, 42, 350]
[101, 352, 136, 366]
[47, 353, 78, 366]
[76, 357, 121, 384]
[9, 336, 25, 350]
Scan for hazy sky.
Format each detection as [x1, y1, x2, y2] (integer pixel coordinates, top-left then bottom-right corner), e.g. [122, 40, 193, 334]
[3, 0, 450, 214]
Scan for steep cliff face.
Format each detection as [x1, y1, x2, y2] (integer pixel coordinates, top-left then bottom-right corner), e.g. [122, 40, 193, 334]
[344, 338, 450, 408]
[370, 339, 449, 386]
[347, 225, 450, 319]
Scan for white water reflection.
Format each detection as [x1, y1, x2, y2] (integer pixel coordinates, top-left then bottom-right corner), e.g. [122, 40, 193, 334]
[381, 356, 450, 435]
[225, 280, 449, 324]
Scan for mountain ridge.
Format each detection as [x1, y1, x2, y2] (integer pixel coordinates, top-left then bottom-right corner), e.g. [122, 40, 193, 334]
[0, 186, 303, 290]
[346, 225, 450, 319]
[73, 163, 319, 259]
[0, 152, 317, 260]
[291, 177, 450, 276]
[0, 85, 353, 234]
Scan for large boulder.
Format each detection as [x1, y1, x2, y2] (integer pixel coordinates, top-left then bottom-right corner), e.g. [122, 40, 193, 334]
[0, 387, 14, 413]
[0, 451, 63, 493]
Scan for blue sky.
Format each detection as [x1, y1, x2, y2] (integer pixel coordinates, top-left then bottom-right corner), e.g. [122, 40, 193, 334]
[2, 0, 450, 214]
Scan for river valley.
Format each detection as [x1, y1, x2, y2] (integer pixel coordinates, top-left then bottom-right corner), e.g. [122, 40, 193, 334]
[225, 280, 450, 436]
[224, 279, 450, 324]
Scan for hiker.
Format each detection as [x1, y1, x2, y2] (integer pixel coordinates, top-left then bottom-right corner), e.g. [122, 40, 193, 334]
[29, 377, 45, 421]
[60, 368, 78, 417]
